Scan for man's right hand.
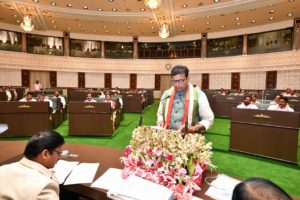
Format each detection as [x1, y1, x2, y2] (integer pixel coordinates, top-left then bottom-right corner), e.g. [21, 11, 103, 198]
[157, 121, 165, 127]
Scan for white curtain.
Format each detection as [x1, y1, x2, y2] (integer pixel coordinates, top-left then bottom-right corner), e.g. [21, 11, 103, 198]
[29, 71, 50, 90]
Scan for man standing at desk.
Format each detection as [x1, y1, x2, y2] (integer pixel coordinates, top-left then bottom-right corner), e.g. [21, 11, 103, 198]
[0, 130, 65, 200]
[157, 65, 214, 133]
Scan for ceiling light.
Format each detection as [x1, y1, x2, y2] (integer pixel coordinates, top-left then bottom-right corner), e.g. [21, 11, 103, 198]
[236, 22, 240, 26]
[103, 25, 107, 28]
[214, 0, 220, 2]
[66, 4, 72, 7]
[93, 30, 97, 33]
[140, 8, 145, 11]
[105, 30, 109, 33]
[117, 31, 121, 34]
[269, 17, 274, 20]
[83, 6, 88, 9]
[78, 24, 82, 27]
[289, 0, 294, 2]
[269, 10, 275, 14]
[20, 15, 34, 32]
[151, 26, 155, 29]
[221, 25, 225, 28]
[16, 20, 20, 23]
[33, 0, 39, 3]
[144, 0, 161, 10]
[251, 20, 256, 23]
[182, 25, 185, 28]
[112, 8, 117, 11]
[194, 28, 198, 32]
[68, 27, 71, 30]
[287, 13, 293, 17]
[13, 14, 18, 18]
[127, 26, 131, 29]
[108, 0, 114, 2]
[98, 8, 103, 11]
[182, 4, 187, 8]
[159, 23, 169, 38]
[51, 20, 55, 23]
[50, 2, 56, 6]
[206, 22, 210, 25]
[235, 17, 240, 20]
[53, 26, 57, 28]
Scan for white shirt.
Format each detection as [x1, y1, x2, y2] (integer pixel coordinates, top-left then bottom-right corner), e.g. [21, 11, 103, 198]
[42, 98, 53, 108]
[237, 103, 258, 109]
[267, 104, 294, 112]
[6, 90, 12, 101]
[84, 99, 97, 102]
[157, 86, 214, 131]
[19, 98, 37, 102]
[33, 83, 42, 91]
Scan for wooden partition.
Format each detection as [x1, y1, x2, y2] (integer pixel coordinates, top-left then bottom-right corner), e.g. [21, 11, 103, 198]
[68, 101, 115, 136]
[121, 93, 144, 112]
[230, 108, 299, 164]
[214, 95, 244, 117]
[0, 102, 50, 137]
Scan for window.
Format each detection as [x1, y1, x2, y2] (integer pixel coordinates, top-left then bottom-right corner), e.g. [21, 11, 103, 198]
[248, 28, 293, 54]
[104, 42, 133, 59]
[0, 30, 22, 52]
[207, 36, 243, 57]
[26, 34, 63, 56]
[70, 39, 101, 58]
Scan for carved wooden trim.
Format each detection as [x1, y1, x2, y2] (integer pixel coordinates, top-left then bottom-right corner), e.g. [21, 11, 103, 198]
[130, 74, 137, 89]
[78, 72, 85, 88]
[105, 73, 112, 89]
[21, 69, 30, 87]
[231, 72, 240, 90]
[266, 71, 277, 89]
[201, 73, 209, 90]
[50, 71, 57, 88]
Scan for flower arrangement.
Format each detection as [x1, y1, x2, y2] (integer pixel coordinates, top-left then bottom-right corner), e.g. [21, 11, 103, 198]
[121, 126, 215, 200]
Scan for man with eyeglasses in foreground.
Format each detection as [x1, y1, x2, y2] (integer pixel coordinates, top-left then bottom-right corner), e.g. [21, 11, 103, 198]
[0, 130, 65, 200]
[157, 65, 214, 134]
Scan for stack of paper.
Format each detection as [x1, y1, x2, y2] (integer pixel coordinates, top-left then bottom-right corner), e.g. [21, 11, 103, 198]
[52, 160, 99, 185]
[205, 174, 241, 200]
[92, 168, 174, 200]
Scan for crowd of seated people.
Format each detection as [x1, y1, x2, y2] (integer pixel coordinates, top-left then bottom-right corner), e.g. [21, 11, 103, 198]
[237, 95, 258, 109]
[267, 96, 294, 112]
[282, 88, 297, 97]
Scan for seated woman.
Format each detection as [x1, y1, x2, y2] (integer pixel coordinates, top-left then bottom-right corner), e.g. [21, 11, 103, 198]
[103, 93, 115, 109]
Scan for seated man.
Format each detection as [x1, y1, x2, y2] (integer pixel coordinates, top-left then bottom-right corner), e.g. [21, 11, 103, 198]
[19, 92, 37, 102]
[114, 92, 123, 108]
[38, 92, 53, 109]
[237, 96, 258, 109]
[0, 130, 65, 200]
[234, 88, 244, 96]
[232, 177, 292, 200]
[268, 96, 294, 112]
[54, 91, 66, 108]
[218, 88, 226, 95]
[84, 93, 96, 102]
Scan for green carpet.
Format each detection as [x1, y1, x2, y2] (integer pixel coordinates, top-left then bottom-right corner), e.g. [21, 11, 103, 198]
[1, 104, 300, 197]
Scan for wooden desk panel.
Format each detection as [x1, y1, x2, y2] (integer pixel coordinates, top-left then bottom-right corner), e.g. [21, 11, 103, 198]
[68, 102, 114, 136]
[230, 108, 299, 163]
[0, 102, 50, 137]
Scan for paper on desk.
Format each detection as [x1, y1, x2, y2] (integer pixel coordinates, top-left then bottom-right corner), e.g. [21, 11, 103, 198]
[52, 160, 79, 184]
[109, 174, 174, 200]
[205, 174, 241, 200]
[63, 163, 99, 185]
[91, 168, 125, 190]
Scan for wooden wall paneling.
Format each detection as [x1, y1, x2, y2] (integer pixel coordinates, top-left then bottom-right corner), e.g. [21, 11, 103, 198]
[155, 74, 161, 90]
[105, 73, 112, 89]
[130, 74, 137, 89]
[266, 71, 277, 89]
[78, 72, 85, 88]
[201, 73, 209, 90]
[21, 69, 30, 87]
[50, 71, 57, 88]
[231, 72, 240, 90]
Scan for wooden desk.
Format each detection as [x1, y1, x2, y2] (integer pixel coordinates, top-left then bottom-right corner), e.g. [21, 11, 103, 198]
[68, 102, 115, 136]
[122, 93, 144, 113]
[0, 141, 215, 200]
[230, 108, 299, 164]
[214, 95, 244, 118]
[0, 102, 50, 137]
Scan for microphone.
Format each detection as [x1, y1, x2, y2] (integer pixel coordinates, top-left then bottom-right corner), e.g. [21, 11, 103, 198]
[138, 95, 171, 126]
[179, 94, 188, 135]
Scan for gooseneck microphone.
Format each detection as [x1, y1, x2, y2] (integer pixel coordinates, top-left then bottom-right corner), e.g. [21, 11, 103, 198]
[138, 95, 171, 126]
[179, 94, 189, 135]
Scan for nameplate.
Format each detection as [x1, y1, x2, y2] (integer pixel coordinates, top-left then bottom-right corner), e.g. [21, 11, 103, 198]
[253, 114, 271, 119]
[84, 105, 95, 109]
[226, 97, 234, 100]
[127, 95, 133, 97]
[289, 99, 299, 102]
[18, 104, 31, 108]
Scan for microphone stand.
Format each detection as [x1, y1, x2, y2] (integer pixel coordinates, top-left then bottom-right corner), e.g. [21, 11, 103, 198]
[138, 95, 170, 126]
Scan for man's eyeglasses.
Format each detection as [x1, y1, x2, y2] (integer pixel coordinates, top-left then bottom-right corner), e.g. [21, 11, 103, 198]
[52, 150, 63, 156]
[171, 79, 186, 85]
